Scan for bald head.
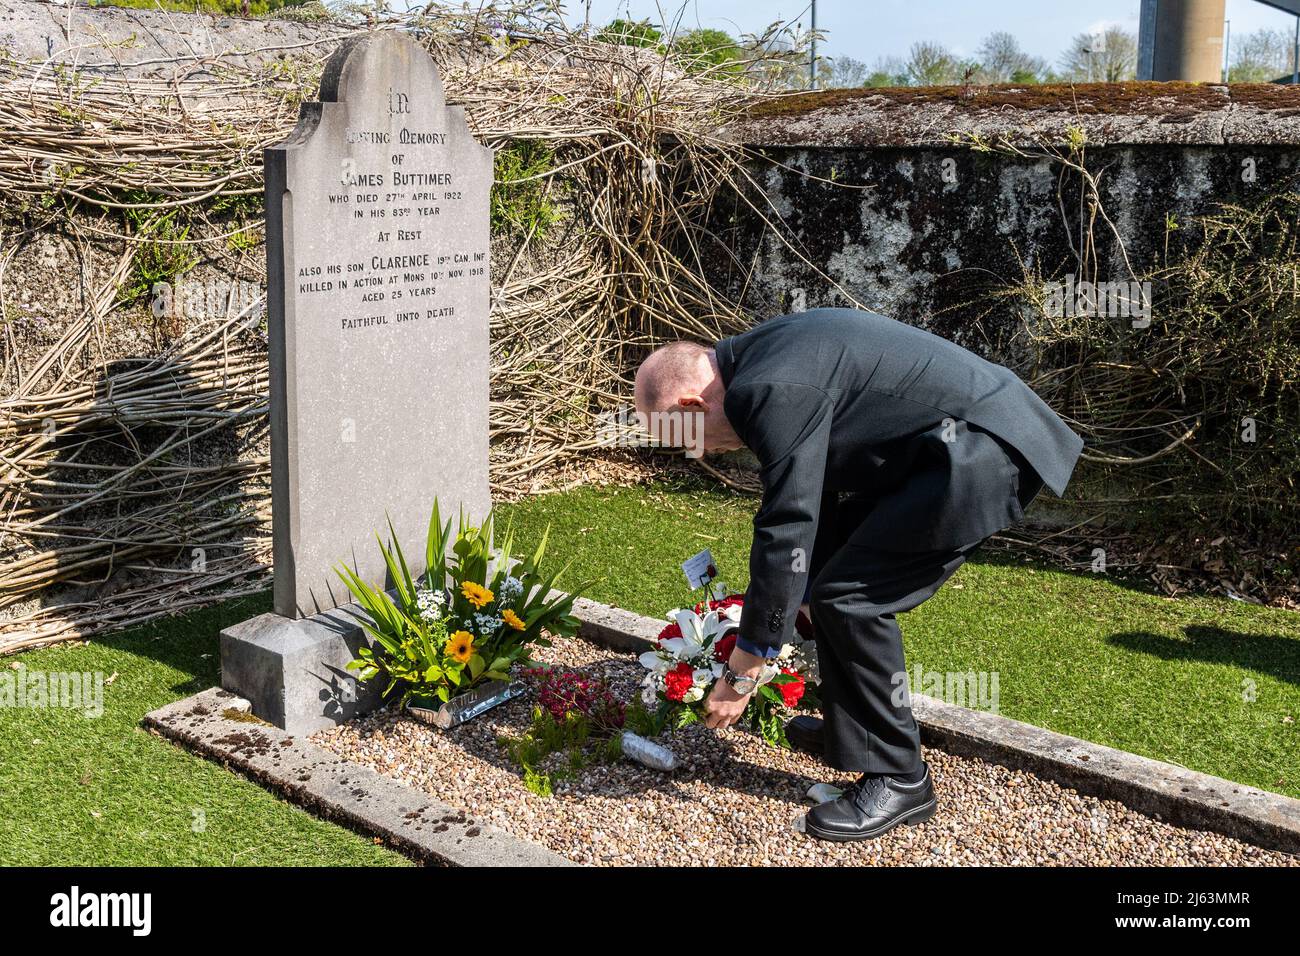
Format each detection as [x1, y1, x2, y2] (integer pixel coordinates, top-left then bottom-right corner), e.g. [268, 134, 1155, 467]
[632, 341, 743, 455]
[634, 341, 711, 415]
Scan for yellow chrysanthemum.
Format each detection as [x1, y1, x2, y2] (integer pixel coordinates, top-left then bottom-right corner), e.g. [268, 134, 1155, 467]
[445, 630, 475, 664]
[501, 609, 526, 631]
[460, 581, 494, 609]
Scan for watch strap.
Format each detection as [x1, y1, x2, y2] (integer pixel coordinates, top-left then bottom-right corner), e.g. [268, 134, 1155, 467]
[723, 663, 759, 693]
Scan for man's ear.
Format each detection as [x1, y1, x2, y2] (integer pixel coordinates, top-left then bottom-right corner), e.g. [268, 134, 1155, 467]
[677, 394, 708, 411]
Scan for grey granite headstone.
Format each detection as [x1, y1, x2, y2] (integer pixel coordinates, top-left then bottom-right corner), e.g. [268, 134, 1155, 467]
[222, 31, 492, 732]
[266, 30, 492, 618]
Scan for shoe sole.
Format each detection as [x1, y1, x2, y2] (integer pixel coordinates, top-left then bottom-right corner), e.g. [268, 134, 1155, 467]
[802, 798, 937, 843]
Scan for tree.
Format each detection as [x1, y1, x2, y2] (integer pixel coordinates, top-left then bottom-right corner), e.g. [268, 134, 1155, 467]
[820, 54, 870, 88]
[1058, 27, 1137, 82]
[597, 18, 664, 50]
[976, 31, 1046, 83]
[673, 27, 744, 77]
[864, 55, 910, 87]
[905, 41, 963, 86]
[1228, 27, 1295, 82]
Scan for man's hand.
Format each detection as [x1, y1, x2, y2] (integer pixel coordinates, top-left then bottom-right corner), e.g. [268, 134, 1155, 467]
[704, 645, 767, 729]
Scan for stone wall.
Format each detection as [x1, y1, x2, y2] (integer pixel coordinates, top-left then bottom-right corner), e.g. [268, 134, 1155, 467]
[703, 84, 1300, 353]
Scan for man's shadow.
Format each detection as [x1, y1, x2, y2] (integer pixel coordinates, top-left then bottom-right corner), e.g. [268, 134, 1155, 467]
[1106, 624, 1300, 687]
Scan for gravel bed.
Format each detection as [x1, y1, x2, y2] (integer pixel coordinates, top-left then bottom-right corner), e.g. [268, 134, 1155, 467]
[313, 635, 1298, 867]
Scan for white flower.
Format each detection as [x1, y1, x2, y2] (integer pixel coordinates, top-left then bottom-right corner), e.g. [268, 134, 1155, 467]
[641, 684, 659, 708]
[638, 650, 669, 674]
[498, 574, 524, 605]
[415, 586, 446, 624]
[693, 667, 713, 685]
[790, 640, 820, 684]
[670, 609, 708, 656]
[683, 686, 704, 704]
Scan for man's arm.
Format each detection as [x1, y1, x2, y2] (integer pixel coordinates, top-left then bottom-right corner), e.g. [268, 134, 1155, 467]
[727, 381, 834, 658]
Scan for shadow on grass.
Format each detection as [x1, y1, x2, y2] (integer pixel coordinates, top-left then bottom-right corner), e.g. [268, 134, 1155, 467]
[1106, 624, 1300, 687]
[95, 590, 273, 697]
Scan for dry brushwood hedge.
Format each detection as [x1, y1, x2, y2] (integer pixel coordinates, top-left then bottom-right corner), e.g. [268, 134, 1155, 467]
[1024, 193, 1300, 536]
[2, 6, 1297, 650]
[977, 131, 1300, 562]
[0, 8, 815, 649]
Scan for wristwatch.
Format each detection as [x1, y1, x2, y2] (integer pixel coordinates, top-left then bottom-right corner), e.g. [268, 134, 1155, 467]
[722, 662, 765, 695]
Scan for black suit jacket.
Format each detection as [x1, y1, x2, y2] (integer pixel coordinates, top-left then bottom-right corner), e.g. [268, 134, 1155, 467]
[716, 308, 1084, 654]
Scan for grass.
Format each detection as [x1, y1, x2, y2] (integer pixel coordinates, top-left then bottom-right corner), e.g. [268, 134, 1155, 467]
[499, 480, 1300, 799]
[0, 596, 407, 867]
[2, 478, 1297, 865]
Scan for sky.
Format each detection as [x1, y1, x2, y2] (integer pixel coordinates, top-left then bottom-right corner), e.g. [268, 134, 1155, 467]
[560, 0, 1300, 68]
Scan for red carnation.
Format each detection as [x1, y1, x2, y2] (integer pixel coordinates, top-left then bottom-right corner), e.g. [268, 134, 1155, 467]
[695, 593, 745, 615]
[777, 668, 806, 708]
[713, 631, 737, 663]
[656, 621, 683, 645]
[713, 594, 745, 612]
[664, 661, 695, 702]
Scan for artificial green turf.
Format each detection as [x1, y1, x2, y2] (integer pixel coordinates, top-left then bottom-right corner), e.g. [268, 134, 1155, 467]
[498, 480, 1300, 799]
[2, 478, 1296, 866]
[0, 595, 407, 867]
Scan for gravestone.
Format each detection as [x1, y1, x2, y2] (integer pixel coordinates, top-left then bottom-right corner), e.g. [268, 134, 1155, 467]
[220, 31, 493, 733]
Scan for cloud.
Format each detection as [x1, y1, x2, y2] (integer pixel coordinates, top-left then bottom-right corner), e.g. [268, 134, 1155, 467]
[1082, 16, 1140, 36]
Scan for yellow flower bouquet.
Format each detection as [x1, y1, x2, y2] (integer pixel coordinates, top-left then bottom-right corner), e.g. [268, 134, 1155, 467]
[337, 499, 584, 709]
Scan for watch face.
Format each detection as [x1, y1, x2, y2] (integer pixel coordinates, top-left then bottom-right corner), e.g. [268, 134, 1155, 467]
[726, 665, 757, 694]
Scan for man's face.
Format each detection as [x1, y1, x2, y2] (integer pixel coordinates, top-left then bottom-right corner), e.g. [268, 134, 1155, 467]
[632, 399, 706, 458]
[699, 404, 745, 453]
[632, 348, 745, 457]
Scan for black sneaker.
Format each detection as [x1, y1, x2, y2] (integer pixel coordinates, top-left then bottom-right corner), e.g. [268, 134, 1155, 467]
[803, 764, 937, 842]
[785, 715, 825, 755]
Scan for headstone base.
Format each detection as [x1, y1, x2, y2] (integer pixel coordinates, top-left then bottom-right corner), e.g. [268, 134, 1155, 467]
[219, 604, 383, 735]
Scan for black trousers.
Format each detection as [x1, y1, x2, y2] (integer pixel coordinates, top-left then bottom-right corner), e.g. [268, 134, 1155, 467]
[806, 429, 1042, 775]
[808, 533, 982, 773]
